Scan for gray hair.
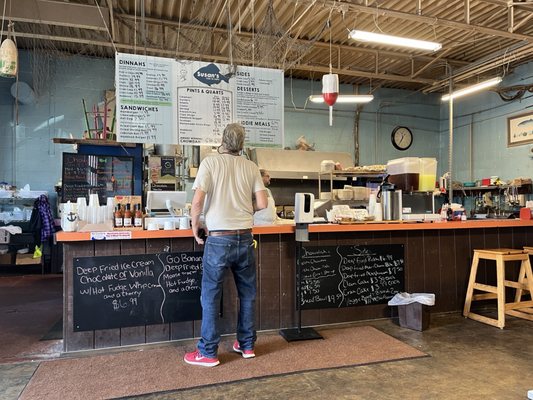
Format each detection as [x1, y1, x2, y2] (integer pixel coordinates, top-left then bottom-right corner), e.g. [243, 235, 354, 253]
[221, 123, 246, 153]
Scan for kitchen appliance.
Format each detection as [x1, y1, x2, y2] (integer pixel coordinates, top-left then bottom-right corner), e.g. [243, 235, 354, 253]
[387, 157, 420, 192]
[144, 191, 187, 229]
[379, 182, 402, 221]
[294, 193, 315, 223]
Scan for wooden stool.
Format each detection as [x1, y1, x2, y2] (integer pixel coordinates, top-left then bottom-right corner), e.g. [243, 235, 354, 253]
[463, 248, 533, 329]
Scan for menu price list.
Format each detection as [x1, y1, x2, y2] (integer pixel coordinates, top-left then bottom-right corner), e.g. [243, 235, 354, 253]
[73, 252, 203, 331]
[298, 245, 405, 310]
[178, 87, 233, 145]
[116, 53, 175, 144]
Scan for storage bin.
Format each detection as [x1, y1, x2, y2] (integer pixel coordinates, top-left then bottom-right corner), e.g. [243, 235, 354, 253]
[419, 158, 437, 191]
[387, 157, 420, 192]
[398, 302, 430, 331]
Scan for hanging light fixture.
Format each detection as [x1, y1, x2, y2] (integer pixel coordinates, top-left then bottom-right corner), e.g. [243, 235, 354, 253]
[441, 77, 502, 101]
[322, 72, 339, 126]
[348, 30, 442, 52]
[0, 21, 18, 78]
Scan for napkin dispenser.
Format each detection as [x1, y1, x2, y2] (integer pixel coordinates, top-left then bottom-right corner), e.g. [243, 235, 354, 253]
[294, 193, 315, 224]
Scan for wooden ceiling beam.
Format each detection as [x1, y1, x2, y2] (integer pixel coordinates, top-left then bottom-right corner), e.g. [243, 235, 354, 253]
[293, 0, 533, 42]
[114, 12, 468, 66]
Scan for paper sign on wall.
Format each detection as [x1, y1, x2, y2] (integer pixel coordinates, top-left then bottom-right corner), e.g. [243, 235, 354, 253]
[116, 53, 284, 148]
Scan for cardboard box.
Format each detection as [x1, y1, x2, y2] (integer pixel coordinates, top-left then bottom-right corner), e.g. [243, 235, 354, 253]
[16, 253, 42, 265]
[114, 195, 142, 208]
[0, 252, 14, 265]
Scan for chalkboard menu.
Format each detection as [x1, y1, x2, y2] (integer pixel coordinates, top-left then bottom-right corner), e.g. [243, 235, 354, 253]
[73, 252, 202, 331]
[299, 244, 404, 310]
[62, 153, 134, 204]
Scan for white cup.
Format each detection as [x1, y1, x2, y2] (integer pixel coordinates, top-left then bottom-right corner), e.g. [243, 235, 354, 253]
[374, 204, 383, 221]
[147, 222, 158, 231]
[106, 197, 115, 220]
[76, 197, 87, 221]
[164, 220, 174, 230]
[179, 216, 190, 230]
[88, 194, 100, 208]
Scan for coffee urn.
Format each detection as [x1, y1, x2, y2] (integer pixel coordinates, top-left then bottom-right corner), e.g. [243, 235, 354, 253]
[379, 182, 403, 221]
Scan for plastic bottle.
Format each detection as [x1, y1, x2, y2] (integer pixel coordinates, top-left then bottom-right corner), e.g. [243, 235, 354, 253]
[134, 204, 143, 227]
[123, 203, 133, 227]
[114, 205, 123, 227]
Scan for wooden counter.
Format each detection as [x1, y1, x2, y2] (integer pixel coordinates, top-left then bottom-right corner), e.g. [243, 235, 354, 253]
[56, 219, 533, 242]
[59, 219, 533, 352]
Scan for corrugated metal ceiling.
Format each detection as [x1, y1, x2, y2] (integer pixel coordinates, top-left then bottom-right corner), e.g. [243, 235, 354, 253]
[2, 0, 533, 94]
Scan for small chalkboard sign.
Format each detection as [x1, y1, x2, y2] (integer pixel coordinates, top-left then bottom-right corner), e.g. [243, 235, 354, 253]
[73, 252, 202, 331]
[62, 153, 134, 204]
[298, 244, 404, 310]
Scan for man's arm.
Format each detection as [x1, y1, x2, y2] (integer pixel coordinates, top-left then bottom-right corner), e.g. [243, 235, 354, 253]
[254, 189, 268, 211]
[191, 189, 207, 245]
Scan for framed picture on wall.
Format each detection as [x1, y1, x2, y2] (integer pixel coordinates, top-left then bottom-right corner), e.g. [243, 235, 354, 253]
[507, 112, 533, 147]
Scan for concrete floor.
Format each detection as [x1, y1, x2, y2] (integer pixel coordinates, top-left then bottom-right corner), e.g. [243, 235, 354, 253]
[1, 274, 532, 400]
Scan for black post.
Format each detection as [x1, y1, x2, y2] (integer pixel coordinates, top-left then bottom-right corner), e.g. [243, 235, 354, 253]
[279, 226, 323, 342]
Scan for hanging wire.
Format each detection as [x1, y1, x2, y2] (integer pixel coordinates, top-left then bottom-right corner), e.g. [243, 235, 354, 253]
[0, 0, 6, 41]
[94, 0, 118, 54]
[134, 0, 137, 54]
[175, 0, 183, 58]
[226, 0, 233, 66]
[251, 0, 255, 66]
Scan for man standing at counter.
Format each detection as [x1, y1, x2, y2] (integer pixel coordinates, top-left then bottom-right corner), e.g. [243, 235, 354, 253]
[185, 122, 268, 367]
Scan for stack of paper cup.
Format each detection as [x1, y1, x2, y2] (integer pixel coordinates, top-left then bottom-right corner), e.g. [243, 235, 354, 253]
[368, 193, 377, 216]
[374, 202, 383, 221]
[76, 197, 87, 221]
[98, 205, 108, 223]
[88, 194, 100, 208]
[106, 197, 115, 220]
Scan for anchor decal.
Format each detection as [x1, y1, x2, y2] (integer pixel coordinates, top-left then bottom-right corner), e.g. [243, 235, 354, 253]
[67, 212, 78, 222]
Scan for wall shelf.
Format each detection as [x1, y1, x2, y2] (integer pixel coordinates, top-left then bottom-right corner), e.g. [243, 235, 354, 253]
[53, 138, 137, 148]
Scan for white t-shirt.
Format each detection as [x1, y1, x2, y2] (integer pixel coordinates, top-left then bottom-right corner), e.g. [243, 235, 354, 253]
[253, 188, 277, 225]
[192, 154, 265, 231]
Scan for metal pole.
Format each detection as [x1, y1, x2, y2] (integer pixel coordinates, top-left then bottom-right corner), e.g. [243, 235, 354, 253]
[448, 71, 453, 204]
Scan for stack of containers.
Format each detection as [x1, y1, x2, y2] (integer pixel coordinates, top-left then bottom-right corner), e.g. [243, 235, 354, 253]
[387, 157, 420, 192]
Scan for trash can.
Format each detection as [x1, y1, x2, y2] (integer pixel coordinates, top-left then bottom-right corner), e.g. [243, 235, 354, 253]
[388, 292, 435, 331]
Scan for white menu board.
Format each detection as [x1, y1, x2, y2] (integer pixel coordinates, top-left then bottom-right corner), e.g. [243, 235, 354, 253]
[235, 66, 284, 148]
[175, 61, 235, 145]
[116, 53, 177, 144]
[115, 53, 283, 147]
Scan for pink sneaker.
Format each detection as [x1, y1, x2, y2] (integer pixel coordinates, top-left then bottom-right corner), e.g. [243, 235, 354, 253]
[184, 350, 220, 367]
[232, 341, 255, 359]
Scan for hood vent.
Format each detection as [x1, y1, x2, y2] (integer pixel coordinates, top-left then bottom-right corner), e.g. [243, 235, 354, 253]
[248, 148, 353, 180]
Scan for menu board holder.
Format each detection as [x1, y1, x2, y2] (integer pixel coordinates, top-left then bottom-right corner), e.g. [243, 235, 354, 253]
[61, 152, 135, 204]
[73, 252, 203, 331]
[279, 224, 324, 342]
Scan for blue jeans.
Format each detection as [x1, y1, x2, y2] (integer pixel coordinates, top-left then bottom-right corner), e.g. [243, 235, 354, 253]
[197, 233, 256, 358]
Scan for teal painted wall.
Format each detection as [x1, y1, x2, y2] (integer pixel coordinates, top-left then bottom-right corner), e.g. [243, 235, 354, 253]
[0, 51, 532, 204]
[439, 62, 533, 183]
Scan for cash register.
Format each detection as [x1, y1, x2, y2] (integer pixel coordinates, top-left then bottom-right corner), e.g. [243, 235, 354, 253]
[144, 191, 187, 229]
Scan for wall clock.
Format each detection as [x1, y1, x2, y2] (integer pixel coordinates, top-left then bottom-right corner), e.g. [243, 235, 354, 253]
[391, 126, 413, 151]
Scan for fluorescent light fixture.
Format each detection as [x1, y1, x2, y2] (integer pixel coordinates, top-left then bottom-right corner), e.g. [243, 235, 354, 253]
[309, 94, 374, 104]
[348, 30, 442, 52]
[441, 77, 502, 101]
